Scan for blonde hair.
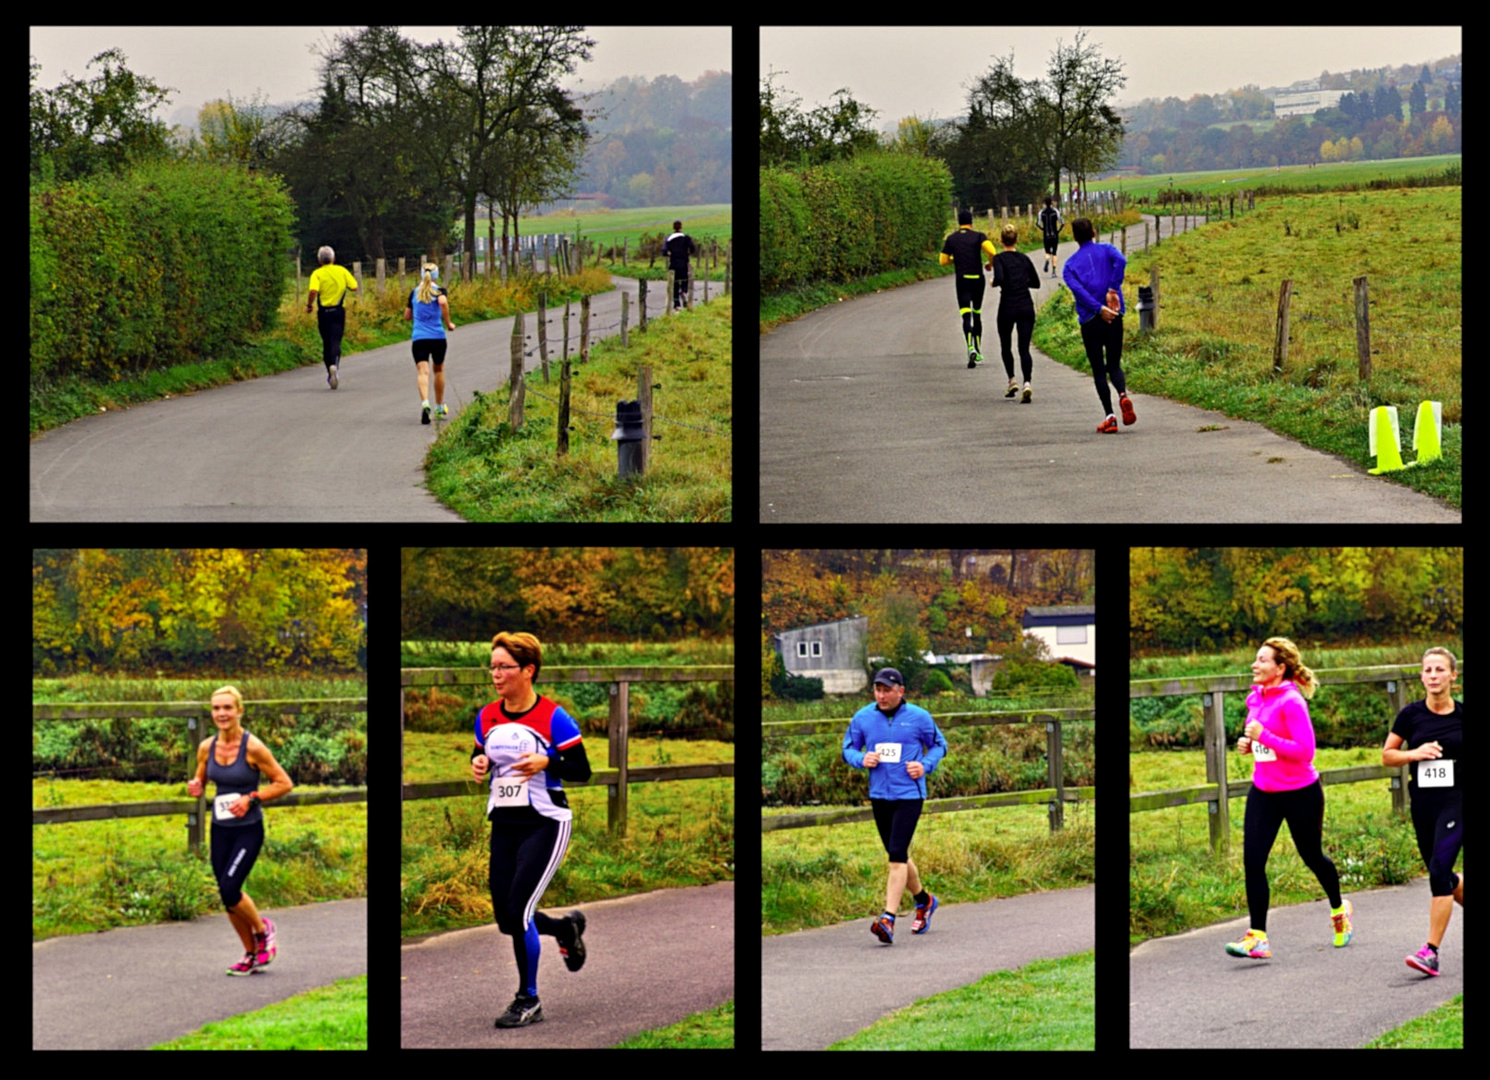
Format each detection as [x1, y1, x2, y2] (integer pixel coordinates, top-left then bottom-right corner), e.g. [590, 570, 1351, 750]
[491, 631, 542, 683]
[416, 263, 440, 305]
[210, 685, 244, 713]
[1261, 637, 1317, 699]
[1000, 223, 1020, 247]
[1422, 646, 1458, 674]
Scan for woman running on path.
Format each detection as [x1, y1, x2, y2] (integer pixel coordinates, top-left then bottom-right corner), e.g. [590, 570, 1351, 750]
[1061, 219, 1135, 433]
[989, 223, 1041, 402]
[404, 263, 457, 425]
[940, 210, 999, 368]
[1227, 638, 1351, 959]
[842, 668, 948, 945]
[1382, 647, 1462, 976]
[471, 632, 592, 1027]
[186, 686, 294, 975]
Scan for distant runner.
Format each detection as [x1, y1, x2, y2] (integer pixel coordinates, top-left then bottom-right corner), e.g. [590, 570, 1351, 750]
[842, 668, 948, 945]
[663, 221, 697, 311]
[404, 263, 457, 425]
[1038, 197, 1064, 278]
[989, 222, 1041, 403]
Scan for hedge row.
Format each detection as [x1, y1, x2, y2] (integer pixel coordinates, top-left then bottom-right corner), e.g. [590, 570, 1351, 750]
[761, 152, 952, 293]
[30, 160, 295, 385]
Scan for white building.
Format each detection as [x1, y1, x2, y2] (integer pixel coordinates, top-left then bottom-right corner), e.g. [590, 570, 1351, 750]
[1021, 605, 1095, 675]
[1272, 88, 1346, 118]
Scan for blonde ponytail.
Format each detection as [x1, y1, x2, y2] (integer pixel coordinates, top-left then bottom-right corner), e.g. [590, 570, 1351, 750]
[1262, 636, 1316, 699]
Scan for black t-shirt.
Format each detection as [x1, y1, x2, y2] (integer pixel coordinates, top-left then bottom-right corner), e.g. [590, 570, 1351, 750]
[991, 251, 1040, 316]
[941, 227, 992, 278]
[1390, 699, 1462, 790]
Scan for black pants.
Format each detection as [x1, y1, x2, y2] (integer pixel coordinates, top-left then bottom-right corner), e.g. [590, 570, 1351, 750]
[672, 269, 689, 309]
[317, 305, 345, 370]
[211, 820, 264, 909]
[489, 816, 571, 998]
[1079, 314, 1125, 414]
[1243, 780, 1342, 932]
[1410, 787, 1462, 896]
[870, 798, 923, 864]
[997, 309, 1035, 382]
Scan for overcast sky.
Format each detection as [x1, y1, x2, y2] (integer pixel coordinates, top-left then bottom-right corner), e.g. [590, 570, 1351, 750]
[761, 26, 1461, 128]
[32, 26, 732, 127]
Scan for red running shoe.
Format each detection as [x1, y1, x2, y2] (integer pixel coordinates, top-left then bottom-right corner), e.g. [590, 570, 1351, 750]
[1120, 394, 1137, 425]
[1097, 416, 1119, 434]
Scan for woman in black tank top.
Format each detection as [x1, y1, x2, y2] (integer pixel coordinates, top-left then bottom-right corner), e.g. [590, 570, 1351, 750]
[187, 685, 294, 975]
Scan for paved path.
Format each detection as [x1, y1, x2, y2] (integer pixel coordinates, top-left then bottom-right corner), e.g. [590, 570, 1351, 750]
[31, 276, 663, 522]
[401, 882, 733, 1048]
[762, 886, 1094, 1050]
[760, 216, 1458, 523]
[33, 897, 367, 1049]
[1130, 881, 1462, 1048]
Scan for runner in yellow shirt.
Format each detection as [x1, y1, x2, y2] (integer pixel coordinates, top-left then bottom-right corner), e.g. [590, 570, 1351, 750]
[305, 246, 359, 389]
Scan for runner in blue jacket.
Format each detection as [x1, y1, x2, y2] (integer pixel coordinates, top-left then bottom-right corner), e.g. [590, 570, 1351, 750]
[1062, 217, 1136, 433]
[842, 668, 949, 944]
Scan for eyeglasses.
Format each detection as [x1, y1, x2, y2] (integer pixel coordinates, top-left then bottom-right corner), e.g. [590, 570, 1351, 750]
[490, 664, 524, 675]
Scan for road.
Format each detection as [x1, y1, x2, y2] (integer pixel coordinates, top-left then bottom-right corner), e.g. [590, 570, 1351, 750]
[31, 275, 663, 522]
[33, 897, 367, 1049]
[1130, 881, 1462, 1048]
[759, 216, 1459, 523]
[401, 882, 733, 1048]
[762, 886, 1094, 1050]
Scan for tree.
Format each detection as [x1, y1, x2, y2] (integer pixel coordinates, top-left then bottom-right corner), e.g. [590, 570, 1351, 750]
[30, 48, 175, 181]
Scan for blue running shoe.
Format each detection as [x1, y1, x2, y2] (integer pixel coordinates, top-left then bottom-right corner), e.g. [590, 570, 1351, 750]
[870, 914, 895, 945]
[913, 894, 939, 934]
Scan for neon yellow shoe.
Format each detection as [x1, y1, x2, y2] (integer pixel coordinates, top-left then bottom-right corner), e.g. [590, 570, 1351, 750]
[1331, 899, 1354, 947]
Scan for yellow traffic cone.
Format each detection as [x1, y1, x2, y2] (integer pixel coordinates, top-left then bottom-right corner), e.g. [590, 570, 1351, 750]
[1368, 405, 1405, 474]
[1412, 401, 1442, 465]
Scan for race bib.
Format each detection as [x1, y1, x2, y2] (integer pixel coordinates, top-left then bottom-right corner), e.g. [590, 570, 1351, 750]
[1419, 759, 1455, 788]
[213, 793, 242, 821]
[491, 775, 530, 806]
[874, 742, 903, 763]
[1251, 741, 1276, 763]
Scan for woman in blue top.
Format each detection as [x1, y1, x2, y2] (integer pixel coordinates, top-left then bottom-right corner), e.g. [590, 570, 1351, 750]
[843, 668, 949, 944]
[404, 263, 457, 425]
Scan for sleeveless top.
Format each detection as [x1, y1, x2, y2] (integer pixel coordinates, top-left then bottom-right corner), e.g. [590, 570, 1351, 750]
[207, 731, 263, 827]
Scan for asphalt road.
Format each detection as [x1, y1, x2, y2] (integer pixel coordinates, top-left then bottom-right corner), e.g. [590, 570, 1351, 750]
[401, 882, 734, 1048]
[759, 217, 1459, 523]
[30, 275, 667, 522]
[1129, 880, 1463, 1048]
[761, 885, 1095, 1050]
[32, 897, 367, 1049]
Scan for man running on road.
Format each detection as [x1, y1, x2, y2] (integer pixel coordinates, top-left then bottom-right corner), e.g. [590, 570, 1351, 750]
[940, 210, 999, 368]
[842, 668, 948, 944]
[1062, 218, 1135, 433]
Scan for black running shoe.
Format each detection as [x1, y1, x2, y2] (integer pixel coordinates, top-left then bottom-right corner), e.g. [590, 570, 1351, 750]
[559, 911, 587, 972]
[494, 994, 544, 1027]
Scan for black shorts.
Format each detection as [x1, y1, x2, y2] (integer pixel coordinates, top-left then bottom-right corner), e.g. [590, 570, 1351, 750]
[412, 338, 448, 366]
[870, 798, 923, 863]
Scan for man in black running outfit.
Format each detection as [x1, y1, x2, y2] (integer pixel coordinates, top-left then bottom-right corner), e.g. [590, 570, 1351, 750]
[940, 210, 999, 368]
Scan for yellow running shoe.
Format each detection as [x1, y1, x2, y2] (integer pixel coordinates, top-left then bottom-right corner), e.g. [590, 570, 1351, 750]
[1331, 899, 1353, 947]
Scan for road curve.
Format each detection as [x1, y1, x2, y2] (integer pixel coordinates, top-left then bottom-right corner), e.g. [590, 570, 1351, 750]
[32, 276, 656, 522]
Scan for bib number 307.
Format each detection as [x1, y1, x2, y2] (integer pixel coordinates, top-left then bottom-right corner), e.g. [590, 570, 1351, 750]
[492, 777, 530, 806]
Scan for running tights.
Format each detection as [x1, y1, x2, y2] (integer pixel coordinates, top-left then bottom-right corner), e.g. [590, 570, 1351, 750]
[1243, 780, 1342, 932]
[1079, 314, 1126, 415]
[489, 815, 571, 998]
[1410, 787, 1462, 896]
[997, 310, 1035, 383]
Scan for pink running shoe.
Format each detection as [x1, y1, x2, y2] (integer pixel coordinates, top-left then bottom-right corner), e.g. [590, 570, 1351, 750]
[226, 952, 256, 976]
[254, 916, 277, 967]
[1405, 945, 1440, 976]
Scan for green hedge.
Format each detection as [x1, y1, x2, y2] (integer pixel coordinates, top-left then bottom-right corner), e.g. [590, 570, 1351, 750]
[761, 152, 951, 293]
[30, 160, 295, 385]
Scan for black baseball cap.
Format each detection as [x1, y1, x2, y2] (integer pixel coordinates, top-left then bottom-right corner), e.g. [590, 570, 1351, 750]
[872, 668, 904, 688]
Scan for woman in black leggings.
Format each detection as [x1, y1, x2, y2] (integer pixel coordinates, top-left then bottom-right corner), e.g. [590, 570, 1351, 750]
[187, 686, 294, 975]
[1383, 647, 1462, 976]
[470, 632, 592, 1027]
[989, 224, 1040, 403]
[1226, 637, 1349, 959]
